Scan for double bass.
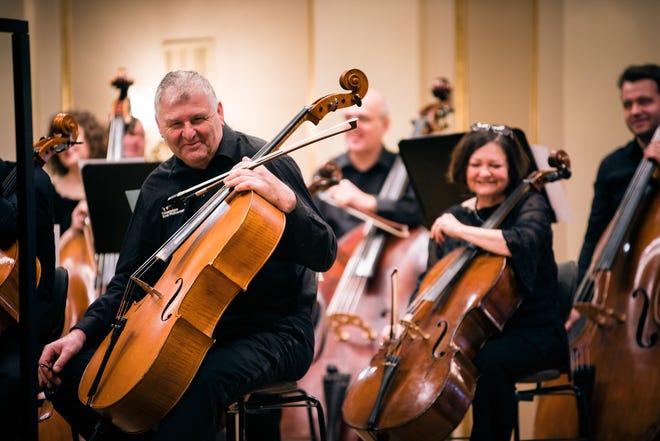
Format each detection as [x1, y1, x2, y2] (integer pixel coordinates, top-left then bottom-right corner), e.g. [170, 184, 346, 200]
[77, 69, 368, 433]
[534, 128, 660, 440]
[341, 151, 571, 440]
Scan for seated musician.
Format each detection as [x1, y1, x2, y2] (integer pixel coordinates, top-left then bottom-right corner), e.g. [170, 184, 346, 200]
[38, 70, 337, 441]
[121, 116, 147, 159]
[0, 157, 61, 440]
[566, 63, 660, 329]
[421, 124, 568, 441]
[311, 89, 423, 239]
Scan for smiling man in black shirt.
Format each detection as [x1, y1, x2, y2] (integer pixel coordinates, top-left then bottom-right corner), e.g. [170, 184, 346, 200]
[38, 70, 337, 441]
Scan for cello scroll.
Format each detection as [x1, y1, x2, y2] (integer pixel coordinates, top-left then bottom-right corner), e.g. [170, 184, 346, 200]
[33, 113, 80, 166]
[308, 161, 341, 197]
[306, 69, 368, 123]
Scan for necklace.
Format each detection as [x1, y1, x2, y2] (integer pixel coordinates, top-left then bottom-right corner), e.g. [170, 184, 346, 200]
[472, 197, 483, 223]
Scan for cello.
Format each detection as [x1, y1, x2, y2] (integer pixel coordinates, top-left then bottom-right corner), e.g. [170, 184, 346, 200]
[534, 128, 660, 440]
[76, 69, 368, 434]
[341, 151, 571, 441]
[0, 113, 78, 441]
[0, 113, 79, 334]
[282, 79, 452, 441]
[283, 163, 430, 441]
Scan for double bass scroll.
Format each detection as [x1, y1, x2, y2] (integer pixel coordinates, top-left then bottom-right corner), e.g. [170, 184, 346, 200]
[411, 76, 453, 137]
[107, 68, 134, 161]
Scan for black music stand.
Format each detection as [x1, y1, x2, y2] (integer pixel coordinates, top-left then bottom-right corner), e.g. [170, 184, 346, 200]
[81, 159, 159, 254]
[398, 128, 536, 229]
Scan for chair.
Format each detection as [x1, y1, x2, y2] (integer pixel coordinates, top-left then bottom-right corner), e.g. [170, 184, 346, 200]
[225, 381, 327, 441]
[514, 368, 592, 441]
[512, 261, 592, 441]
[49, 266, 69, 339]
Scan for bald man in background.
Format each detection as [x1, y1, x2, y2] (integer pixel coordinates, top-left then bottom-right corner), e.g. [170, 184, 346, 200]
[312, 90, 423, 238]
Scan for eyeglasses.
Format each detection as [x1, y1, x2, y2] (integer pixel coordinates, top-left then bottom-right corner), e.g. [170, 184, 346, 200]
[470, 122, 513, 138]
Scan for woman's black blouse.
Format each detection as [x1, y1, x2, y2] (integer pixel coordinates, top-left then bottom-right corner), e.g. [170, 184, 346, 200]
[426, 192, 563, 330]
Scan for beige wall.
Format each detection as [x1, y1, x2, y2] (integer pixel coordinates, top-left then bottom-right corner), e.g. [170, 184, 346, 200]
[562, 0, 660, 264]
[4, 0, 657, 262]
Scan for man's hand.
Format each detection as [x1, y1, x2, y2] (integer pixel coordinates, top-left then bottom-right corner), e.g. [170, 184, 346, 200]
[224, 158, 297, 213]
[38, 329, 86, 391]
[326, 179, 377, 213]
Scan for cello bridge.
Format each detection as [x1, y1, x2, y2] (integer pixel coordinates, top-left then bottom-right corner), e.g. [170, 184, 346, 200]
[400, 319, 430, 340]
[329, 313, 377, 342]
[131, 277, 163, 299]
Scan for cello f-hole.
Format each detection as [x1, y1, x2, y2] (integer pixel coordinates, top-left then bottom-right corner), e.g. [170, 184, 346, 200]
[161, 278, 184, 321]
[632, 288, 657, 348]
[432, 320, 448, 359]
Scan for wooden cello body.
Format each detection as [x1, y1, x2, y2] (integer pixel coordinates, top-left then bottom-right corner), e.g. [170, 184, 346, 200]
[58, 221, 98, 336]
[534, 152, 660, 440]
[79, 191, 285, 432]
[77, 69, 369, 434]
[281, 144, 429, 441]
[344, 250, 516, 440]
[342, 153, 571, 440]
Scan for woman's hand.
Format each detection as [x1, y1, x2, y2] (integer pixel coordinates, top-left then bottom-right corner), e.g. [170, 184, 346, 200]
[430, 213, 463, 244]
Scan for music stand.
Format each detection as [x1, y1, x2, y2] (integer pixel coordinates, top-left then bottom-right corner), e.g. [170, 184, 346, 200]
[398, 128, 537, 229]
[81, 159, 159, 254]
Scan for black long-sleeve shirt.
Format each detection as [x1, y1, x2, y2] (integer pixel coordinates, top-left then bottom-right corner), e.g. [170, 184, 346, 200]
[424, 192, 563, 330]
[74, 126, 337, 345]
[577, 139, 644, 281]
[312, 148, 424, 238]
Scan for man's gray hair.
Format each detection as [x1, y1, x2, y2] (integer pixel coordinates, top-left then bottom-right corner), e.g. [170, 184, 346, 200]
[154, 70, 218, 114]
